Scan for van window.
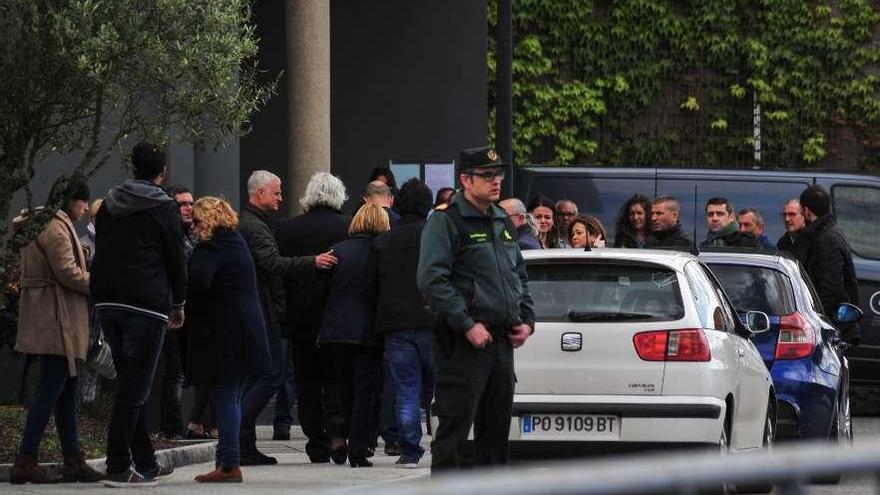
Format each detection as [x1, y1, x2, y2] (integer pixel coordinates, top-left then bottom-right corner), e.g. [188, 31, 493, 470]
[707, 263, 796, 316]
[832, 185, 880, 260]
[526, 262, 684, 322]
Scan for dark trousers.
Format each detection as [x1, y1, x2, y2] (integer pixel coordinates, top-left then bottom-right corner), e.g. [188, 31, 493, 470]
[189, 385, 215, 430]
[322, 344, 355, 441]
[273, 337, 296, 430]
[386, 330, 435, 461]
[19, 355, 79, 456]
[349, 346, 384, 459]
[292, 332, 330, 460]
[239, 323, 286, 452]
[431, 328, 514, 471]
[159, 330, 184, 436]
[214, 380, 242, 469]
[101, 309, 166, 474]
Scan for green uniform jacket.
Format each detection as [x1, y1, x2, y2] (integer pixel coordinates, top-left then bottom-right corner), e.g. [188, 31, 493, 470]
[417, 193, 535, 334]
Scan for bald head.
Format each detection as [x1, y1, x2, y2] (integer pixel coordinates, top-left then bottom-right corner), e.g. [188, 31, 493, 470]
[364, 180, 392, 208]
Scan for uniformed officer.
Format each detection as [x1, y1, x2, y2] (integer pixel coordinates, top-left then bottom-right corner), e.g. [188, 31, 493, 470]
[417, 146, 535, 471]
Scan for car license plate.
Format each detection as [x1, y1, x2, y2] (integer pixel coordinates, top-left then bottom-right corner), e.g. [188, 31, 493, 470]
[521, 414, 620, 439]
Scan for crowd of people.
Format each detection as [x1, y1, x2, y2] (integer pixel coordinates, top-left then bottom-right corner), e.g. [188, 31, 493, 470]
[8, 141, 860, 486]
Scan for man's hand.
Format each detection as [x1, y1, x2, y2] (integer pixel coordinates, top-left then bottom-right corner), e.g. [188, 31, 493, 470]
[169, 307, 185, 330]
[465, 323, 493, 349]
[509, 323, 532, 348]
[315, 251, 338, 270]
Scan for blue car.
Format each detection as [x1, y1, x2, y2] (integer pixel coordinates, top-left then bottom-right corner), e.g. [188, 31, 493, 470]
[700, 250, 861, 445]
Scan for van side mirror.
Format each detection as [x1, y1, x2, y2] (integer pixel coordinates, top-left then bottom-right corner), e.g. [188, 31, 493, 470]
[834, 303, 863, 324]
[745, 311, 771, 334]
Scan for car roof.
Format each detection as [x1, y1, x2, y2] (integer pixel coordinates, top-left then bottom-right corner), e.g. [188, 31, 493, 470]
[698, 250, 799, 273]
[523, 248, 697, 271]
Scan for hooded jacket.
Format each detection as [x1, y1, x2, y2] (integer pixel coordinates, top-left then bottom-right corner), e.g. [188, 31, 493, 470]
[90, 179, 187, 321]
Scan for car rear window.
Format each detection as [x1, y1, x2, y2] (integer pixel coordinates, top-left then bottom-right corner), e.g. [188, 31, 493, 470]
[706, 264, 796, 316]
[526, 262, 685, 322]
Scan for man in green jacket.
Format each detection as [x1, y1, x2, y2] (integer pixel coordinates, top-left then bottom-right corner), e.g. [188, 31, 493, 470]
[417, 146, 535, 471]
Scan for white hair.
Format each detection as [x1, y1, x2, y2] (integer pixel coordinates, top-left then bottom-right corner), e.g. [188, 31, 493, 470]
[299, 172, 348, 212]
[500, 198, 539, 236]
[247, 170, 281, 195]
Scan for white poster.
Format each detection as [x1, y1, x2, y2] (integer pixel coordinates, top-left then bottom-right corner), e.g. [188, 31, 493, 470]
[424, 163, 455, 197]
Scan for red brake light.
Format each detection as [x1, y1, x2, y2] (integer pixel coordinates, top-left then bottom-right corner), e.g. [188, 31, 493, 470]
[776, 312, 815, 360]
[634, 329, 709, 362]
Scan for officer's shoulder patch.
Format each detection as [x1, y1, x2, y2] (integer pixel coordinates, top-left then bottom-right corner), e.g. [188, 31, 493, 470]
[434, 203, 449, 211]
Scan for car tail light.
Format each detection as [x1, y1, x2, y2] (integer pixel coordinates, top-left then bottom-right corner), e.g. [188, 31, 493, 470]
[776, 312, 815, 360]
[633, 329, 710, 362]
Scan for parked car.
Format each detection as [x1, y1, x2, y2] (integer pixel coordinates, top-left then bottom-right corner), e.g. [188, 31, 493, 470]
[511, 166, 880, 385]
[511, 248, 774, 456]
[700, 250, 862, 449]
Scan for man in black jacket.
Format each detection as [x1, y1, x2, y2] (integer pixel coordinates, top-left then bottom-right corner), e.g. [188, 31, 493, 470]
[91, 143, 187, 487]
[374, 179, 437, 468]
[645, 196, 692, 250]
[796, 185, 860, 344]
[237, 170, 338, 465]
[777, 198, 805, 254]
[700, 197, 761, 248]
[275, 172, 351, 462]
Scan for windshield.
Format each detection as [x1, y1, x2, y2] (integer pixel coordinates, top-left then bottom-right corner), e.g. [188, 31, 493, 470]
[706, 263, 796, 316]
[526, 262, 685, 322]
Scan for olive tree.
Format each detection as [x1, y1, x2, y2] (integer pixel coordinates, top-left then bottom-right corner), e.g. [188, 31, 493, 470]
[0, 0, 275, 294]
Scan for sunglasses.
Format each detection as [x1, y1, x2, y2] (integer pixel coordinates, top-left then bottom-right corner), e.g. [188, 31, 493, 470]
[467, 170, 505, 181]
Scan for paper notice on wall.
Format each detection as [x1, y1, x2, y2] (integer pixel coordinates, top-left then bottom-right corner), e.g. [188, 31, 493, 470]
[425, 163, 455, 197]
[390, 163, 420, 187]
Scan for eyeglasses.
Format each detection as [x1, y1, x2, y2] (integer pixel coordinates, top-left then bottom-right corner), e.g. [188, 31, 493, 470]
[467, 170, 505, 181]
[781, 212, 799, 218]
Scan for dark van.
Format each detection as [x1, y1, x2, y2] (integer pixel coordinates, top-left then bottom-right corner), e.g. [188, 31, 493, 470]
[512, 167, 880, 384]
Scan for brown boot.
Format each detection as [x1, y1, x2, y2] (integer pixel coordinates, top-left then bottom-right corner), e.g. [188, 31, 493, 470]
[62, 451, 106, 482]
[10, 454, 62, 484]
[194, 467, 243, 483]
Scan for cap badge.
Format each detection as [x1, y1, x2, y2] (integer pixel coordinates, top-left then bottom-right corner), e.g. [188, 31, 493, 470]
[487, 149, 498, 161]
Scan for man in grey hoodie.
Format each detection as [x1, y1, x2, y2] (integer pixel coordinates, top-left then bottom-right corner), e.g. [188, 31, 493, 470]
[90, 142, 187, 487]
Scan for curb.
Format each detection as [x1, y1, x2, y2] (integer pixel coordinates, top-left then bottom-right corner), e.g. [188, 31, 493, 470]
[0, 440, 216, 482]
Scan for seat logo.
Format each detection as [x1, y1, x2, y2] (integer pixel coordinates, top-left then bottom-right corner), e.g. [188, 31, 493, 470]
[561, 332, 582, 352]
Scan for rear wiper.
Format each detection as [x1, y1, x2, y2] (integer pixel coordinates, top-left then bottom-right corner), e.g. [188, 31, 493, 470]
[567, 311, 655, 322]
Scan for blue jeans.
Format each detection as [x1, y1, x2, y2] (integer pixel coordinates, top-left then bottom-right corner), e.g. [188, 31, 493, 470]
[214, 380, 242, 469]
[385, 330, 435, 460]
[19, 355, 79, 456]
[101, 309, 166, 474]
[240, 324, 286, 451]
[274, 338, 296, 429]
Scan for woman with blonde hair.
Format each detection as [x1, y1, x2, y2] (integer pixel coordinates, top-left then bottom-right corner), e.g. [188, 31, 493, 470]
[318, 203, 391, 467]
[185, 197, 270, 483]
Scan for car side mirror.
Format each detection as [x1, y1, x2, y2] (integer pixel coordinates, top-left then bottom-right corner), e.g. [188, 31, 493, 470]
[745, 311, 771, 334]
[833, 303, 863, 324]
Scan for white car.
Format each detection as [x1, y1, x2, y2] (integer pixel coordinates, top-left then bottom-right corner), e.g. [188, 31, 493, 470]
[511, 248, 775, 453]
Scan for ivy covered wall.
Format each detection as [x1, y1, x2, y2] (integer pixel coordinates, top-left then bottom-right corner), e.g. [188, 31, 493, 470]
[489, 0, 880, 171]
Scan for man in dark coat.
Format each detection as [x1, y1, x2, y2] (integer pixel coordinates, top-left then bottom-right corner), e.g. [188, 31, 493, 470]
[700, 197, 761, 248]
[275, 172, 351, 463]
[91, 142, 187, 486]
[500, 198, 541, 250]
[237, 170, 338, 465]
[737, 207, 776, 250]
[374, 179, 437, 467]
[777, 198, 806, 254]
[645, 196, 692, 250]
[795, 186, 860, 344]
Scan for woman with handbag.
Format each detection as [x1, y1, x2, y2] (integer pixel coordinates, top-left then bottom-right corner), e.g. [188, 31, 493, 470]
[186, 197, 271, 483]
[11, 175, 105, 484]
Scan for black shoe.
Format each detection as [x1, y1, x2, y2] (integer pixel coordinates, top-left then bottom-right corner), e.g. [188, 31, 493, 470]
[239, 450, 278, 466]
[329, 445, 348, 465]
[272, 428, 291, 441]
[140, 463, 174, 479]
[349, 456, 373, 468]
[383, 442, 401, 456]
[309, 456, 330, 464]
[364, 447, 375, 458]
[185, 429, 209, 440]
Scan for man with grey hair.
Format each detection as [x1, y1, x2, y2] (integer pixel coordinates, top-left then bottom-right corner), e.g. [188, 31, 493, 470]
[237, 170, 337, 465]
[276, 172, 351, 463]
[555, 199, 578, 248]
[737, 207, 775, 249]
[500, 198, 540, 250]
[777, 198, 806, 254]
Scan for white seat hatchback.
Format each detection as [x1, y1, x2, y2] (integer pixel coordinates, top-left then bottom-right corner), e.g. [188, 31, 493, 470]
[511, 248, 775, 453]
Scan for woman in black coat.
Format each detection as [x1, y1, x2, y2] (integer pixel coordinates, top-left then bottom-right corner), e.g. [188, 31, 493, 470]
[186, 197, 271, 483]
[614, 193, 654, 248]
[319, 203, 390, 467]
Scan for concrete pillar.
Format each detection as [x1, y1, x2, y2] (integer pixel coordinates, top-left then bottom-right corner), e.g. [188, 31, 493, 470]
[286, 0, 331, 216]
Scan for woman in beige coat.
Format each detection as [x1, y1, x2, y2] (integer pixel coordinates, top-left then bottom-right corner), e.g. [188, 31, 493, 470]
[10, 176, 104, 485]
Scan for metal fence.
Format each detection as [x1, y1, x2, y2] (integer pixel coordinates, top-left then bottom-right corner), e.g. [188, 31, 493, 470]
[358, 439, 880, 495]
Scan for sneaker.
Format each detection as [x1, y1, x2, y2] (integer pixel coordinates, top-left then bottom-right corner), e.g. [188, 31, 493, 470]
[140, 464, 173, 479]
[102, 467, 158, 488]
[395, 457, 420, 469]
[383, 442, 401, 457]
